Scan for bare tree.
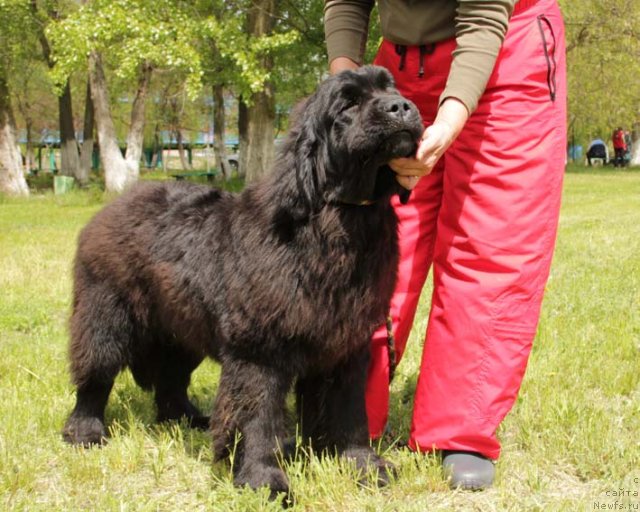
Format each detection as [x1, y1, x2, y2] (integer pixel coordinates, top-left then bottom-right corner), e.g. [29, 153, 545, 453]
[89, 52, 152, 192]
[88, 51, 131, 192]
[0, 76, 29, 196]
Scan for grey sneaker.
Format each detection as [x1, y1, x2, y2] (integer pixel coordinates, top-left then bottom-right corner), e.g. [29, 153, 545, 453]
[442, 451, 496, 491]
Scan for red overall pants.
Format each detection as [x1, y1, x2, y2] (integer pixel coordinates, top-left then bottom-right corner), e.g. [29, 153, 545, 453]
[367, 0, 567, 459]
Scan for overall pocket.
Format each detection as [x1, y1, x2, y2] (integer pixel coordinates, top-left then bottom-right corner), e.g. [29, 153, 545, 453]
[537, 14, 558, 102]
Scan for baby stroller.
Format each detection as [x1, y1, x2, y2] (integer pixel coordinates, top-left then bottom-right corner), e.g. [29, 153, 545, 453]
[586, 139, 608, 166]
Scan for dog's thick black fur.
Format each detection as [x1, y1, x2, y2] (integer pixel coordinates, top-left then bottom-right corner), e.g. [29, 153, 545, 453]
[62, 65, 424, 495]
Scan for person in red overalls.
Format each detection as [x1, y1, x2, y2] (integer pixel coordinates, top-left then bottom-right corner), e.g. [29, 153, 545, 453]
[612, 127, 627, 167]
[325, 0, 567, 490]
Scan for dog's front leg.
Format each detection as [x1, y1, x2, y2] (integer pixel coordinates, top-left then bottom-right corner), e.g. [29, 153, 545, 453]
[211, 357, 292, 499]
[297, 346, 395, 486]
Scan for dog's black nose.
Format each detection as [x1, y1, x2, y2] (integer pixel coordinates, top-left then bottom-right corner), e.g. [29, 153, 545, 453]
[383, 98, 412, 120]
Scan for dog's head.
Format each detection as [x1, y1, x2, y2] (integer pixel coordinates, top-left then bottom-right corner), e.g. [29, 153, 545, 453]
[286, 65, 423, 215]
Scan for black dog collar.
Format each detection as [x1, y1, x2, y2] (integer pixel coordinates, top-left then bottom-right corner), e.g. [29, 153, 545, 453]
[324, 191, 377, 207]
[332, 198, 376, 207]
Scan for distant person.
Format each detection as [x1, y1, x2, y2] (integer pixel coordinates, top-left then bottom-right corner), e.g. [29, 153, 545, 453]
[586, 138, 608, 166]
[612, 127, 627, 167]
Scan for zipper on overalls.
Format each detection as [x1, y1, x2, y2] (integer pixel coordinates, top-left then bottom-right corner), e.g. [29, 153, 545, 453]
[395, 44, 407, 70]
[418, 44, 436, 78]
[537, 15, 558, 101]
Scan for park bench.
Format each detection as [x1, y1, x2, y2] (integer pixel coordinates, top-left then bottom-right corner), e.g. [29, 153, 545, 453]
[171, 170, 219, 182]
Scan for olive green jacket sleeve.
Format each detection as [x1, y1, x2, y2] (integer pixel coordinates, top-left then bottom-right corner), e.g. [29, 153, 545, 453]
[444, 0, 517, 112]
[324, 0, 518, 113]
[324, 0, 375, 66]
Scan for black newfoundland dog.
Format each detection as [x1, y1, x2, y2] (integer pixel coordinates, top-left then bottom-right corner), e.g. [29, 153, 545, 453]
[62, 65, 423, 495]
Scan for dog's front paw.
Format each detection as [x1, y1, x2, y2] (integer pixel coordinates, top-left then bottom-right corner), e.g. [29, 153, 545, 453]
[62, 415, 107, 447]
[235, 463, 290, 500]
[342, 446, 396, 487]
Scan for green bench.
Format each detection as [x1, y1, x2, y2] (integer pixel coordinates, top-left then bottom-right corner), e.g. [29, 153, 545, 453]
[171, 170, 219, 182]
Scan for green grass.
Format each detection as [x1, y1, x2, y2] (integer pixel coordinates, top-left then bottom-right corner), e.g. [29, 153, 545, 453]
[1, 165, 639, 511]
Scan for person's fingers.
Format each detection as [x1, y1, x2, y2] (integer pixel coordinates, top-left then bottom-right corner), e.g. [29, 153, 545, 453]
[395, 174, 421, 190]
[389, 157, 430, 176]
[416, 139, 438, 162]
[390, 120, 458, 189]
[391, 100, 468, 191]
[416, 123, 450, 162]
[390, 157, 428, 189]
[416, 133, 438, 162]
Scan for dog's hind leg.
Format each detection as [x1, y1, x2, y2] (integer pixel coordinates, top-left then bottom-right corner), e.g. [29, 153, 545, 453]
[151, 342, 207, 429]
[211, 358, 292, 498]
[63, 278, 132, 446]
[297, 346, 395, 486]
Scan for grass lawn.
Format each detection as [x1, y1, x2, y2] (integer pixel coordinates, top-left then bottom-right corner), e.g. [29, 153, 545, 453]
[1, 165, 639, 511]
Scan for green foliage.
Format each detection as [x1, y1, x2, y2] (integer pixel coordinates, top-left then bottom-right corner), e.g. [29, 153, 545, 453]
[270, 0, 327, 106]
[271, 2, 382, 109]
[200, 12, 300, 99]
[0, 1, 53, 133]
[47, 0, 205, 98]
[46, 0, 301, 103]
[561, 0, 640, 142]
[7, 0, 640, 158]
[0, 0, 38, 76]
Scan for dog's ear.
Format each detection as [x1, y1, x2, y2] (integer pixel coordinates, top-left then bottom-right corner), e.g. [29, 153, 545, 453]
[291, 96, 328, 218]
[271, 93, 329, 227]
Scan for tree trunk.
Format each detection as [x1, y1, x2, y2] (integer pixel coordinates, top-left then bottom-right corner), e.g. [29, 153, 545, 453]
[244, 86, 275, 183]
[176, 130, 191, 171]
[25, 119, 35, 174]
[238, 97, 248, 178]
[244, 0, 277, 183]
[213, 84, 231, 180]
[631, 121, 640, 166]
[32, 2, 82, 181]
[124, 63, 152, 178]
[88, 51, 132, 193]
[150, 124, 161, 169]
[0, 76, 29, 196]
[16, 94, 35, 174]
[79, 80, 94, 184]
[58, 82, 81, 178]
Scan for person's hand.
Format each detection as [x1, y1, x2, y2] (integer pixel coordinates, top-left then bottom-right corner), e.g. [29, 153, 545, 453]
[390, 120, 456, 189]
[390, 98, 470, 190]
[329, 57, 359, 74]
